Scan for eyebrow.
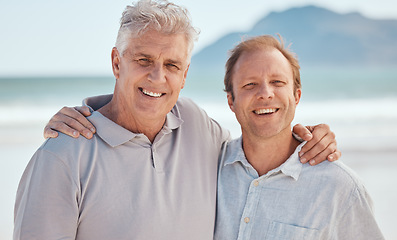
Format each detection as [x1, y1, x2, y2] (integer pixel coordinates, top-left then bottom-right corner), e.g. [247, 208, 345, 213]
[132, 52, 183, 64]
[243, 73, 287, 79]
[132, 53, 152, 59]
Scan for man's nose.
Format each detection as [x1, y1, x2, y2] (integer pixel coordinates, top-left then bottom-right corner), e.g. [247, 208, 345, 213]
[257, 84, 274, 99]
[148, 63, 166, 83]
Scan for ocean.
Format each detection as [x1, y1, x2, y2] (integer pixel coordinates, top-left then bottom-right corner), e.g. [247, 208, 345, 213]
[1, 68, 397, 239]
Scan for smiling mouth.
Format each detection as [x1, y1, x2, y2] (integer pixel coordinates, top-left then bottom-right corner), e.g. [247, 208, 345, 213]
[254, 108, 279, 115]
[140, 88, 164, 98]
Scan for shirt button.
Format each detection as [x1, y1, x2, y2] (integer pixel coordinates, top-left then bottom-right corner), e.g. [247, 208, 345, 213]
[254, 181, 259, 186]
[244, 217, 250, 223]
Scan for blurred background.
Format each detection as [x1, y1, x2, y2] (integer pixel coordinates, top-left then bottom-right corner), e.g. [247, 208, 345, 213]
[1, 0, 396, 239]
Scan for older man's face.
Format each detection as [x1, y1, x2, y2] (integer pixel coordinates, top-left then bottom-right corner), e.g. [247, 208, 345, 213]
[112, 30, 190, 122]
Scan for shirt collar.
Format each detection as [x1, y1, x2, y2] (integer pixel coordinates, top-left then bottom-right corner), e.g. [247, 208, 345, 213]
[84, 94, 183, 147]
[161, 110, 184, 133]
[224, 137, 251, 167]
[224, 136, 305, 181]
[88, 111, 135, 147]
[83, 94, 113, 111]
[277, 142, 305, 181]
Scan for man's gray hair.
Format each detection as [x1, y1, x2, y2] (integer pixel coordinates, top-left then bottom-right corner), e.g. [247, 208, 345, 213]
[115, 0, 200, 59]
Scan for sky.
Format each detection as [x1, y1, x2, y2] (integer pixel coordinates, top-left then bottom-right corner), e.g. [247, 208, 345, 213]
[0, 0, 396, 77]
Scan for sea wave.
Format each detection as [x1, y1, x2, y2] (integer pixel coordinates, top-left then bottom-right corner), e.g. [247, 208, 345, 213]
[1, 96, 397, 151]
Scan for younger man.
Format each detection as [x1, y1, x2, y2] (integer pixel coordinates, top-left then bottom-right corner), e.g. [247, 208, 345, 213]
[214, 35, 384, 239]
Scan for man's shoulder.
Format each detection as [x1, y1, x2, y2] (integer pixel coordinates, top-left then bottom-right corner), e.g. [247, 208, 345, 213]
[175, 97, 201, 112]
[302, 160, 367, 194]
[298, 160, 375, 223]
[39, 133, 97, 161]
[42, 132, 90, 147]
[174, 97, 210, 124]
[175, 97, 230, 143]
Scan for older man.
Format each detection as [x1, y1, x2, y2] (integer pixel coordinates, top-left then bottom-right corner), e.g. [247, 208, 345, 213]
[14, 1, 229, 239]
[214, 35, 384, 239]
[15, 1, 339, 240]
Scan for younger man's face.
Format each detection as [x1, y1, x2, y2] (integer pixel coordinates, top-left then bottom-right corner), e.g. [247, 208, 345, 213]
[227, 48, 301, 140]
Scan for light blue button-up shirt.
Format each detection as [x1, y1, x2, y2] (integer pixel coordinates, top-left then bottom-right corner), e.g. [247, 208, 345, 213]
[214, 137, 384, 240]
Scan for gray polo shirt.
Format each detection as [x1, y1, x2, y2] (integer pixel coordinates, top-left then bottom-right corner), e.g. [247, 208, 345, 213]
[14, 96, 230, 240]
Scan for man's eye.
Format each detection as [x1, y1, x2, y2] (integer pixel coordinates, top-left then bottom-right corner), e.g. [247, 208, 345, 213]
[166, 63, 180, 70]
[272, 80, 285, 85]
[243, 83, 256, 88]
[137, 58, 151, 65]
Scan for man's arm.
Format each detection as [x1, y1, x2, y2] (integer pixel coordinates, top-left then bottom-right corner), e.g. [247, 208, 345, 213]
[43, 106, 341, 164]
[14, 149, 79, 239]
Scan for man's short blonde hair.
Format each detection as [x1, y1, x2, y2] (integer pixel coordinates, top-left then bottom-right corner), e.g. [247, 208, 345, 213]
[224, 34, 301, 100]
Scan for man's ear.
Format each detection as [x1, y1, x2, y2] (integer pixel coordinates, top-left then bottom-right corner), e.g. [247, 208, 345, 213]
[111, 47, 121, 80]
[227, 92, 235, 113]
[295, 88, 302, 105]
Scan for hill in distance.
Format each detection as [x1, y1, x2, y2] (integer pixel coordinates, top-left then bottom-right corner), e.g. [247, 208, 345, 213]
[189, 5, 397, 77]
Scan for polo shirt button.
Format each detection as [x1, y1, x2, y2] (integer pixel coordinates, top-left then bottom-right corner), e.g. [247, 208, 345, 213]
[254, 181, 259, 186]
[244, 217, 250, 223]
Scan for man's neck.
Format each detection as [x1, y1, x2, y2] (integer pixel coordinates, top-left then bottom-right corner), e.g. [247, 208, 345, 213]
[98, 99, 165, 143]
[242, 128, 301, 176]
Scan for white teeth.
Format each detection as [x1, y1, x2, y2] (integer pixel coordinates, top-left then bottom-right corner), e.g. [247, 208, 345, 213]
[142, 89, 162, 98]
[255, 108, 277, 115]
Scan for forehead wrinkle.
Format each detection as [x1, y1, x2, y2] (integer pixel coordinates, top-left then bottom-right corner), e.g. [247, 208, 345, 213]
[269, 72, 290, 80]
[131, 52, 152, 58]
[128, 53, 187, 72]
[240, 51, 292, 78]
[126, 33, 189, 67]
[129, 47, 186, 65]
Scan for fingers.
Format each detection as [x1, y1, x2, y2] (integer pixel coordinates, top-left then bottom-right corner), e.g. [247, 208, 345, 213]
[292, 123, 313, 141]
[300, 124, 331, 154]
[71, 106, 96, 135]
[299, 124, 340, 165]
[327, 149, 342, 162]
[43, 106, 96, 139]
[43, 127, 59, 139]
[301, 141, 338, 165]
[75, 106, 92, 117]
[44, 118, 81, 139]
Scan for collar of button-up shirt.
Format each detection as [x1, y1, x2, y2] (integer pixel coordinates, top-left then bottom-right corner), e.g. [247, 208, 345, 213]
[222, 136, 305, 181]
